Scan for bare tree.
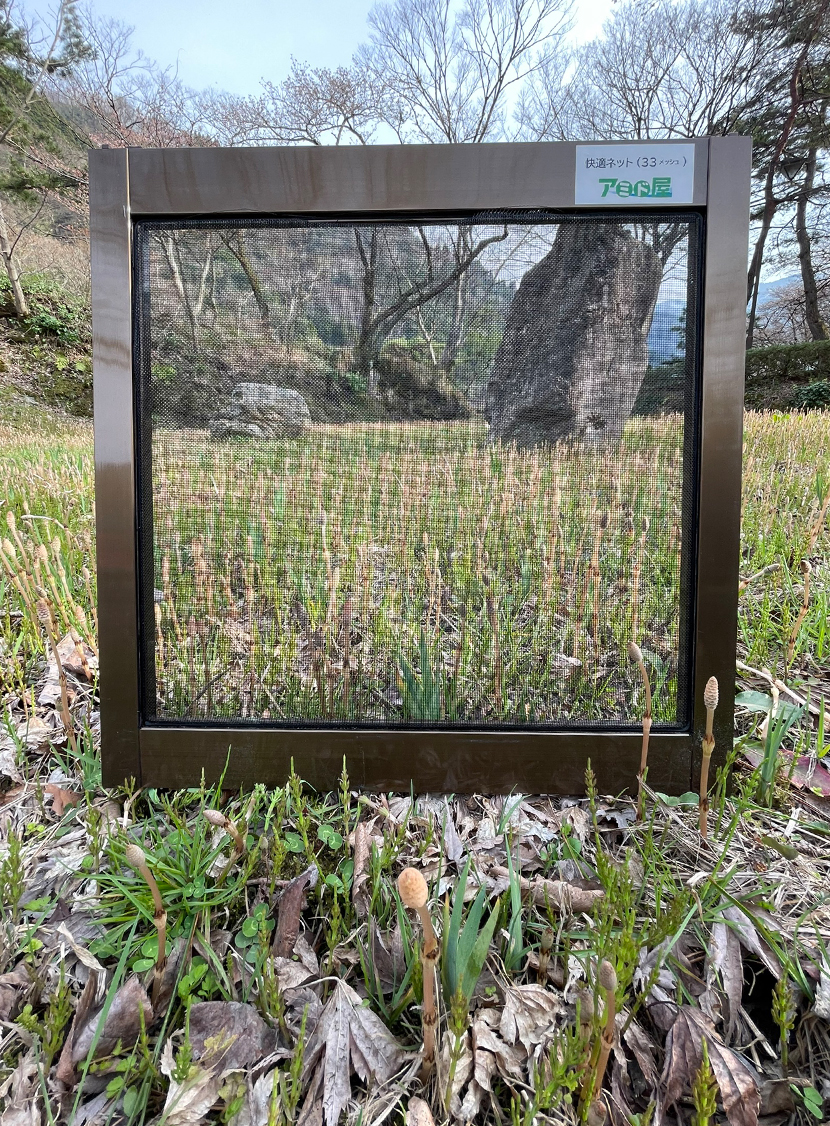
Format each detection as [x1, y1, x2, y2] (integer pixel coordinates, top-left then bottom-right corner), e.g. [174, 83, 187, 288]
[197, 59, 385, 147]
[743, 0, 830, 346]
[351, 223, 509, 378]
[49, 10, 212, 147]
[795, 142, 829, 339]
[518, 0, 765, 142]
[360, 0, 573, 143]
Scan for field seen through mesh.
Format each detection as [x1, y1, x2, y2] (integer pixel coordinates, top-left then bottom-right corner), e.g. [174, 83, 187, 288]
[2, 403, 829, 741]
[148, 418, 685, 726]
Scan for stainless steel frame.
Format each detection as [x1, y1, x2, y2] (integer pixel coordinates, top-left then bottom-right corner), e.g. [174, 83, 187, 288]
[91, 137, 751, 793]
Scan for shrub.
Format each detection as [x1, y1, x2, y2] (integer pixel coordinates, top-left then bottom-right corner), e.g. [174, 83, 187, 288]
[745, 340, 830, 384]
[744, 340, 830, 411]
[791, 380, 830, 410]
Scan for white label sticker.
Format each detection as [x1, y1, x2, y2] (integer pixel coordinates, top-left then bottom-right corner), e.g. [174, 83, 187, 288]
[575, 144, 695, 205]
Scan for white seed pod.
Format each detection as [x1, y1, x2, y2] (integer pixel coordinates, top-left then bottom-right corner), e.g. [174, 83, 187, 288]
[202, 809, 227, 827]
[627, 641, 643, 664]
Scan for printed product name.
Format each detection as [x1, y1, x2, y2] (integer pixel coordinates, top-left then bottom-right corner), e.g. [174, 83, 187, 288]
[598, 176, 672, 198]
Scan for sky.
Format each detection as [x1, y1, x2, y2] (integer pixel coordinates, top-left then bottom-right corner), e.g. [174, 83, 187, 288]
[24, 0, 618, 98]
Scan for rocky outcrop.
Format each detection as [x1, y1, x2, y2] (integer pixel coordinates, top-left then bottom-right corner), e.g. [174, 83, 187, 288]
[485, 224, 663, 446]
[210, 383, 311, 439]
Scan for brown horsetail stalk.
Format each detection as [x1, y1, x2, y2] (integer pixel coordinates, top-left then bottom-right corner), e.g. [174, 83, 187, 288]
[807, 477, 830, 555]
[342, 597, 352, 716]
[699, 676, 719, 838]
[82, 565, 99, 642]
[125, 843, 167, 1006]
[628, 641, 651, 821]
[630, 516, 648, 641]
[486, 592, 502, 701]
[1, 537, 34, 616]
[36, 598, 78, 757]
[398, 867, 438, 1082]
[537, 927, 554, 984]
[204, 807, 246, 884]
[590, 511, 609, 652]
[203, 807, 246, 854]
[583, 959, 617, 1111]
[785, 560, 812, 667]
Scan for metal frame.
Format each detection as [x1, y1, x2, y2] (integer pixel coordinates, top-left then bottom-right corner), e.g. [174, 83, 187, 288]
[91, 137, 751, 793]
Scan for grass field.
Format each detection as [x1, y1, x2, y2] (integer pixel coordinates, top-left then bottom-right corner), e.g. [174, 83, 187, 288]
[2, 404, 829, 742]
[148, 418, 685, 726]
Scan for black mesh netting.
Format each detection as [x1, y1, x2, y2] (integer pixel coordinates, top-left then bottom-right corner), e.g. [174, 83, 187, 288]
[135, 212, 702, 728]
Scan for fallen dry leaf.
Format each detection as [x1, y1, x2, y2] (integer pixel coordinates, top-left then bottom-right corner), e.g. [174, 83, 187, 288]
[406, 1096, 435, 1126]
[48, 631, 98, 682]
[0, 963, 30, 1022]
[722, 906, 780, 979]
[622, 1018, 658, 1087]
[189, 1001, 276, 1071]
[273, 864, 317, 957]
[352, 821, 371, 918]
[662, 1006, 760, 1126]
[442, 800, 464, 862]
[302, 978, 410, 1126]
[0, 741, 22, 785]
[707, 921, 743, 1040]
[152, 937, 189, 1018]
[56, 922, 107, 976]
[439, 1030, 473, 1120]
[44, 782, 81, 816]
[160, 1037, 224, 1125]
[56, 971, 99, 1087]
[471, 1008, 525, 1084]
[0, 1046, 39, 1126]
[12, 715, 55, 753]
[813, 961, 830, 1019]
[228, 1069, 280, 1126]
[72, 975, 153, 1065]
[740, 745, 830, 797]
[499, 984, 564, 1054]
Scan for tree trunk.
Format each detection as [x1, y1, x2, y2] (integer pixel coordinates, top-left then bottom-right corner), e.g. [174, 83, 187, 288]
[0, 196, 29, 317]
[440, 230, 472, 373]
[795, 145, 829, 341]
[162, 235, 198, 349]
[486, 224, 663, 446]
[224, 232, 271, 337]
[745, 0, 828, 347]
[354, 228, 378, 381]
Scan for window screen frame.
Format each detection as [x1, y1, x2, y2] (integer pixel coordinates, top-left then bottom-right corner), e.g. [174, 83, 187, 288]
[90, 138, 751, 794]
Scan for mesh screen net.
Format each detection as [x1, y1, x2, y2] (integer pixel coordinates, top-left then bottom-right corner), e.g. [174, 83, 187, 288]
[135, 212, 701, 728]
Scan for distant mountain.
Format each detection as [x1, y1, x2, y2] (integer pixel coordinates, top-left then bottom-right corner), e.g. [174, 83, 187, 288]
[757, 274, 800, 306]
[648, 298, 686, 364]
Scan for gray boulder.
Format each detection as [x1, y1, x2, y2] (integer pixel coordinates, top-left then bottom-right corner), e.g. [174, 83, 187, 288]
[210, 383, 311, 439]
[485, 224, 663, 446]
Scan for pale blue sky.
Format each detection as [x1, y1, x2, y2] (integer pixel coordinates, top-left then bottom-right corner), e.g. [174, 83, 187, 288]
[25, 0, 617, 97]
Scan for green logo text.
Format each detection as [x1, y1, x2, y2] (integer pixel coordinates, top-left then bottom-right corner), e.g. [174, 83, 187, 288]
[598, 176, 672, 198]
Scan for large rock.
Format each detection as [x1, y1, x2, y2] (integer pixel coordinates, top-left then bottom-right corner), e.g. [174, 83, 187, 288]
[485, 225, 663, 446]
[210, 383, 311, 439]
